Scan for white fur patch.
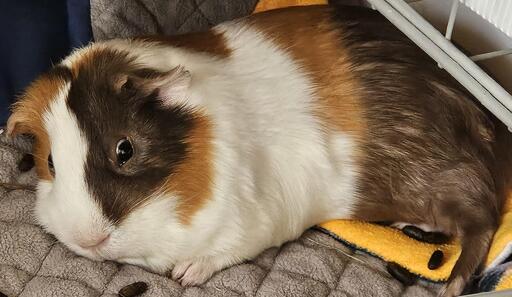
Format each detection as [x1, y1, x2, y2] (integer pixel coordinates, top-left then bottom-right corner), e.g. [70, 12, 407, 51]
[36, 81, 111, 260]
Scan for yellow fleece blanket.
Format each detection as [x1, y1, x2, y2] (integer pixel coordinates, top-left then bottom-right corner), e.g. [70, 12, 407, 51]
[316, 205, 512, 292]
[254, 0, 512, 292]
[317, 220, 460, 282]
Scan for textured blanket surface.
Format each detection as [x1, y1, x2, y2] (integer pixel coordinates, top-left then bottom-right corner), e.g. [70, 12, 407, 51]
[91, 0, 259, 40]
[0, 133, 442, 297]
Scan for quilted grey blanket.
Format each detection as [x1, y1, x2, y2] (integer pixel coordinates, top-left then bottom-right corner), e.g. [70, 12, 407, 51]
[1, 1, 441, 296]
[91, 0, 259, 39]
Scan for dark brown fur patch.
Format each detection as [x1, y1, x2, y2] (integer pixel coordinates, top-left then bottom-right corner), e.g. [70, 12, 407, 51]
[7, 66, 72, 180]
[325, 4, 498, 226]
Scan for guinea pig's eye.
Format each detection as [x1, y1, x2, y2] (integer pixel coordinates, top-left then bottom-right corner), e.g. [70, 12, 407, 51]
[120, 77, 134, 92]
[116, 138, 134, 166]
[48, 154, 55, 176]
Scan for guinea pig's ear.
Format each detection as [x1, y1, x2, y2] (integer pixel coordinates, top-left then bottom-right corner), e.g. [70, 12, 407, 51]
[138, 65, 191, 107]
[6, 108, 31, 137]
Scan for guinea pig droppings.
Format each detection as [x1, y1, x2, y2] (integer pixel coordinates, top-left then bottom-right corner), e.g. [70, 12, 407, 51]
[401, 225, 450, 245]
[386, 262, 417, 286]
[428, 250, 444, 270]
[118, 282, 148, 297]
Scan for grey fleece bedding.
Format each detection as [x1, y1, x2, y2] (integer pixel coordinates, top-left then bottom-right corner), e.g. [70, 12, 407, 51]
[1, 1, 441, 296]
[91, 0, 260, 40]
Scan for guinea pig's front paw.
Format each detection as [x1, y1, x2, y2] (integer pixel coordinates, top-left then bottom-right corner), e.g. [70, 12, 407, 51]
[171, 256, 228, 286]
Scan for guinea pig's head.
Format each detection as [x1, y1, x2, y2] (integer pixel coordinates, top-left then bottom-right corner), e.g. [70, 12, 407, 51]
[6, 44, 213, 272]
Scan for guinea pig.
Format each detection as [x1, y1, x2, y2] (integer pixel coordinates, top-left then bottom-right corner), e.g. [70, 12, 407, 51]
[6, 5, 511, 297]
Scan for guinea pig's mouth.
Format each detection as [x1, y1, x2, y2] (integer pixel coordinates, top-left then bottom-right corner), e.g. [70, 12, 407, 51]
[67, 242, 101, 259]
[68, 244, 106, 261]
[64, 234, 118, 262]
[71, 244, 157, 272]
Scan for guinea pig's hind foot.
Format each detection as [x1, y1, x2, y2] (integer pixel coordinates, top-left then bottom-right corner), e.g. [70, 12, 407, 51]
[170, 255, 238, 286]
[438, 276, 465, 297]
[438, 223, 496, 297]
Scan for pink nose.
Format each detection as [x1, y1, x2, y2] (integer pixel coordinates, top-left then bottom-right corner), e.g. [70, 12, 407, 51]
[77, 233, 110, 249]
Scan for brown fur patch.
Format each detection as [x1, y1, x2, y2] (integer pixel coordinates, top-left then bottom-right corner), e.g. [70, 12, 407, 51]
[161, 113, 214, 225]
[67, 46, 103, 79]
[7, 67, 71, 180]
[491, 119, 512, 213]
[138, 30, 232, 58]
[254, 0, 327, 13]
[250, 6, 366, 139]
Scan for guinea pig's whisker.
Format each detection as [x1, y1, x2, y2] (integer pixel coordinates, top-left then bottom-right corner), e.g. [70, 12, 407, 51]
[123, 189, 172, 215]
[0, 182, 36, 191]
[305, 237, 369, 265]
[125, 197, 154, 214]
[119, 200, 145, 218]
[110, 193, 122, 214]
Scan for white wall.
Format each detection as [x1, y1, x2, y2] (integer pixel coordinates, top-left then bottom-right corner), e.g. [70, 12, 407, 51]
[410, 0, 512, 93]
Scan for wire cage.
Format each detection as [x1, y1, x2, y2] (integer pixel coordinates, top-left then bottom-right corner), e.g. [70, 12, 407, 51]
[366, 0, 512, 132]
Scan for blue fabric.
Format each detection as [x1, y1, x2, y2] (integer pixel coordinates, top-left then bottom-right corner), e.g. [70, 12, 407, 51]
[0, 0, 92, 125]
[67, 0, 93, 49]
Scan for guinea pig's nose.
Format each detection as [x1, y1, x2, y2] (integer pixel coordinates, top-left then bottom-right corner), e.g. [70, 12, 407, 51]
[77, 233, 110, 249]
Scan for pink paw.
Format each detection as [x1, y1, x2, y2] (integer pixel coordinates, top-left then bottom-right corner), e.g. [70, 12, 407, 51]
[171, 258, 218, 286]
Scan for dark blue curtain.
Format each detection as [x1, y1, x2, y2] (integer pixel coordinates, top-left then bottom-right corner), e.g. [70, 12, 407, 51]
[0, 0, 92, 125]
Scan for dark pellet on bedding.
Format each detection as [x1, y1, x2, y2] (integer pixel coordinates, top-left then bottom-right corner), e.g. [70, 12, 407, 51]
[386, 262, 417, 286]
[401, 225, 427, 240]
[428, 250, 444, 270]
[18, 154, 34, 172]
[118, 282, 148, 297]
[0, 291, 8, 297]
[401, 225, 450, 244]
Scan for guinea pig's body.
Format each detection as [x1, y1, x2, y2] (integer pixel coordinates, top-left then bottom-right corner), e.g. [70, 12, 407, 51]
[7, 5, 510, 297]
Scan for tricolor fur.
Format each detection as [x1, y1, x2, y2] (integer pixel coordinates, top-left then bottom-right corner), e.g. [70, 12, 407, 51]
[7, 5, 509, 296]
